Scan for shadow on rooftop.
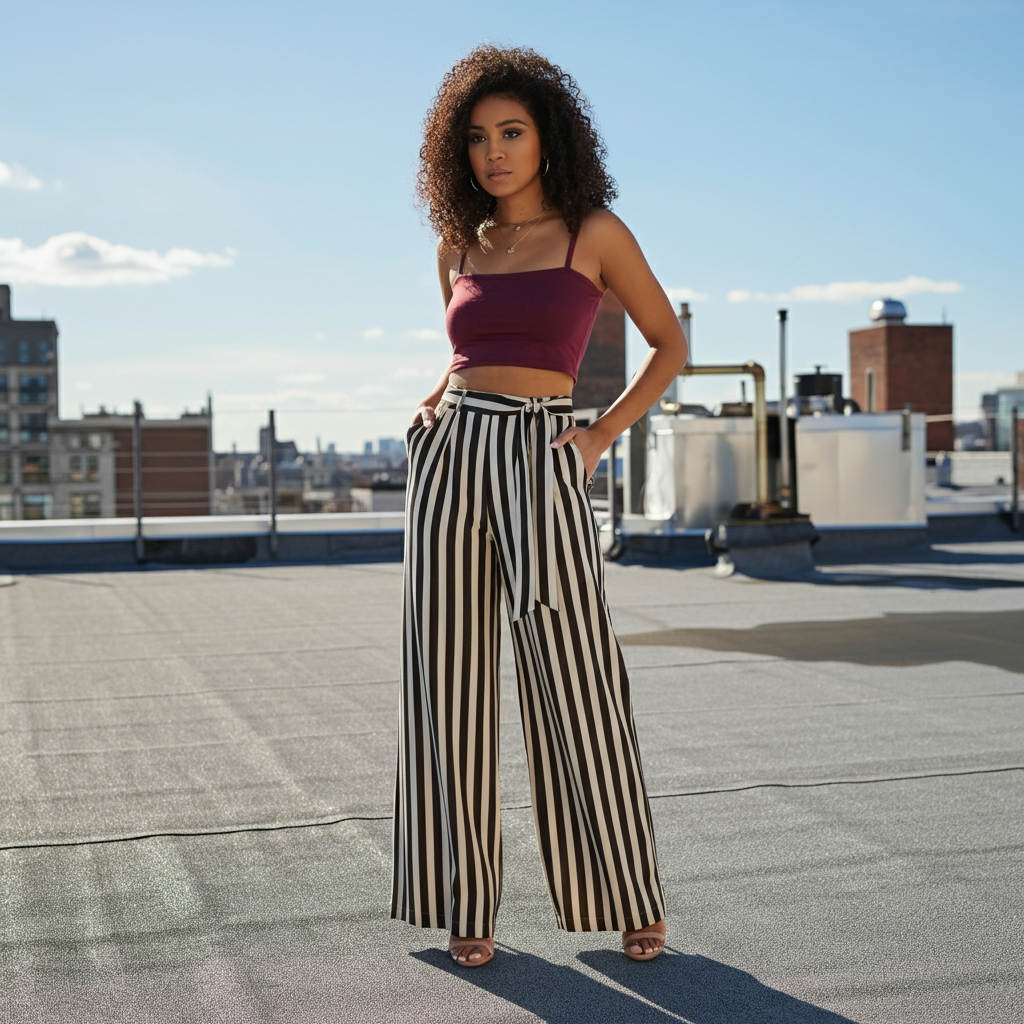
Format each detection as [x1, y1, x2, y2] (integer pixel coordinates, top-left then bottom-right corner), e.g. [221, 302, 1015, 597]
[411, 945, 855, 1023]
[620, 609, 1024, 674]
[579, 947, 857, 1024]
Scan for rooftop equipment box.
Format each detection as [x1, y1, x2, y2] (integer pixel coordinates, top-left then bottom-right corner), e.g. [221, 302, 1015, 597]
[645, 416, 756, 527]
[795, 413, 926, 526]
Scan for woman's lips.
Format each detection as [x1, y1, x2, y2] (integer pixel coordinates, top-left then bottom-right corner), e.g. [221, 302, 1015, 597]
[489, 170, 511, 181]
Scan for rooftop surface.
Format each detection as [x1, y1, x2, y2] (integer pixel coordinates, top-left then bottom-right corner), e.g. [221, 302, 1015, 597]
[2, 544, 1023, 1023]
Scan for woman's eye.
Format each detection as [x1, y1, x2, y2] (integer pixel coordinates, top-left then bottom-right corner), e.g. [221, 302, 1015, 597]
[468, 134, 486, 144]
[504, 130, 521, 138]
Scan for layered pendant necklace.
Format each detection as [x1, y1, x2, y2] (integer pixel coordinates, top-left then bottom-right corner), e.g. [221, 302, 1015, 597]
[497, 212, 544, 254]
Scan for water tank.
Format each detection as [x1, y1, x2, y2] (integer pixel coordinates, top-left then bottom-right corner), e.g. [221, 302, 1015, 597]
[869, 298, 907, 325]
[794, 367, 843, 411]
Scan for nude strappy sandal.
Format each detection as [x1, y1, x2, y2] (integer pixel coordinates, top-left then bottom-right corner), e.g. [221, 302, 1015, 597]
[449, 935, 495, 968]
[622, 925, 665, 962]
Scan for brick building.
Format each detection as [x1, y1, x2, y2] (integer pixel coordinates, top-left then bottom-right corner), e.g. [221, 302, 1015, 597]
[574, 290, 626, 410]
[78, 406, 213, 517]
[849, 299, 953, 451]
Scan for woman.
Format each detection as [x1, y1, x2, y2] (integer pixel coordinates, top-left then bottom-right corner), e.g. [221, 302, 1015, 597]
[392, 45, 687, 968]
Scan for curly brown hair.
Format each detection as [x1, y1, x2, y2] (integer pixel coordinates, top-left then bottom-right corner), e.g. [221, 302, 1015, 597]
[418, 45, 617, 253]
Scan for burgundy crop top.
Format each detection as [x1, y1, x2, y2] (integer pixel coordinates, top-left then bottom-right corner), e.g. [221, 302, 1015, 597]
[446, 231, 604, 382]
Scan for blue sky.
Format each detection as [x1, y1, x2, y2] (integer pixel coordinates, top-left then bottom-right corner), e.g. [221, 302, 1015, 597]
[1, 0, 1020, 451]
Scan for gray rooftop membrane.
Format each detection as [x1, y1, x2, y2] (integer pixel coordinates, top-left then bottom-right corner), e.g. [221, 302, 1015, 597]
[2, 546, 1023, 1022]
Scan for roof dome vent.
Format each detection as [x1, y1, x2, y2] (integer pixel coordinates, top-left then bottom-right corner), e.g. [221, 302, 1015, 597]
[869, 298, 907, 325]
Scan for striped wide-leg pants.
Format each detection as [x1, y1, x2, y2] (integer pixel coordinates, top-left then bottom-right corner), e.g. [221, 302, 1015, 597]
[391, 386, 665, 938]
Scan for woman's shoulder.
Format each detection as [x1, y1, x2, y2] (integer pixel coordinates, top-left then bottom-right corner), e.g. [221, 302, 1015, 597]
[436, 238, 462, 273]
[577, 208, 638, 256]
[578, 208, 633, 242]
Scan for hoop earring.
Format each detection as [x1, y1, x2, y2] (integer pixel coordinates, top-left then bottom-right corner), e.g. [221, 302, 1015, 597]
[541, 157, 550, 176]
[469, 175, 481, 192]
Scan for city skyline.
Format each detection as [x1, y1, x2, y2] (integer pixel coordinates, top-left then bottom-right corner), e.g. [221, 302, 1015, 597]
[1, 0, 1021, 450]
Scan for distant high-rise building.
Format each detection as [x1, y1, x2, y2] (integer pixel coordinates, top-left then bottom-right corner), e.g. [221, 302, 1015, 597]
[992, 374, 1024, 452]
[849, 299, 953, 451]
[0, 284, 59, 519]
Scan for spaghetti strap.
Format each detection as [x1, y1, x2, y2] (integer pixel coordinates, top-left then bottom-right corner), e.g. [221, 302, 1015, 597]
[564, 230, 579, 269]
[458, 251, 467, 274]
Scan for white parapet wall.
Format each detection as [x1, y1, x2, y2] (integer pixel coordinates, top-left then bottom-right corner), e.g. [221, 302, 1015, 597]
[796, 413, 926, 526]
[0, 512, 406, 542]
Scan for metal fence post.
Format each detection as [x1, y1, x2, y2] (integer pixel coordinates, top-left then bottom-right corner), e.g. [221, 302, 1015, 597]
[778, 309, 789, 507]
[1012, 406, 1020, 532]
[132, 400, 144, 562]
[268, 410, 279, 558]
[605, 436, 623, 560]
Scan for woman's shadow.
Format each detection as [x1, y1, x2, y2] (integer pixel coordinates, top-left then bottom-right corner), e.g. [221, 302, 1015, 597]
[412, 944, 858, 1023]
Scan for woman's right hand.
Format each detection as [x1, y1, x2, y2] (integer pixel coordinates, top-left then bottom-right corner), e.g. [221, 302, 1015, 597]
[412, 404, 436, 430]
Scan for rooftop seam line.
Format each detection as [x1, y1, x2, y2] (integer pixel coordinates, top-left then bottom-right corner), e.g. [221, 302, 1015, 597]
[3, 767, 1020, 854]
[0, 814, 394, 853]
[645, 764, 1024, 801]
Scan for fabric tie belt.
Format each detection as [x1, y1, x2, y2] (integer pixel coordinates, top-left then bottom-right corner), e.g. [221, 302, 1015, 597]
[436, 386, 574, 622]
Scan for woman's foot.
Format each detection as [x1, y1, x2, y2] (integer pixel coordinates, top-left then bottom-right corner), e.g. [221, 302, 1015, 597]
[449, 934, 495, 968]
[622, 919, 666, 961]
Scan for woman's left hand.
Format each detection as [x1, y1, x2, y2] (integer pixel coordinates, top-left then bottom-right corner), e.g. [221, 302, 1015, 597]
[551, 426, 608, 483]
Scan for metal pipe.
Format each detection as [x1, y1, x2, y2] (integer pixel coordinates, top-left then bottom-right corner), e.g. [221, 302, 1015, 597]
[604, 435, 624, 559]
[132, 400, 144, 562]
[778, 310, 789, 506]
[1013, 406, 1020, 532]
[268, 409, 279, 558]
[679, 361, 768, 503]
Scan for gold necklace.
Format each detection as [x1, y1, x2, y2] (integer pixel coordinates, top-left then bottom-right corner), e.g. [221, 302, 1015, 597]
[495, 212, 544, 254]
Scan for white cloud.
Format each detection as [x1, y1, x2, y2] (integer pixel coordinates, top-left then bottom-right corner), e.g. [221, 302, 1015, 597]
[74, 381, 91, 391]
[280, 372, 326, 385]
[362, 327, 384, 339]
[0, 232, 235, 287]
[392, 365, 436, 380]
[409, 328, 444, 341]
[312, 331, 327, 340]
[664, 286, 709, 303]
[0, 161, 43, 190]
[726, 275, 964, 305]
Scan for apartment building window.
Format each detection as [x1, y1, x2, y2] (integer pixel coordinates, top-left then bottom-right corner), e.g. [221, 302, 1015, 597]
[0, 453, 10, 484]
[19, 413, 48, 443]
[865, 368, 876, 413]
[38, 340, 50, 363]
[69, 454, 99, 482]
[0, 494, 13, 520]
[22, 494, 53, 520]
[88, 433, 104, 450]
[67, 433, 82, 450]
[18, 340, 31, 364]
[19, 375, 49, 404]
[0, 413, 8, 444]
[69, 492, 101, 518]
[0, 374, 7, 401]
[21, 453, 49, 483]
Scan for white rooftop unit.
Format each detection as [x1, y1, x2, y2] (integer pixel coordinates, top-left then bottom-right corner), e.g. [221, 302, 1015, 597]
[645, 416, 756, 527]
[795, 413, 926, 526]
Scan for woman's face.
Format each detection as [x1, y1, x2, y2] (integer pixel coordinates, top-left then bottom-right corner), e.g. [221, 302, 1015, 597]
[467, 94, 543, 198]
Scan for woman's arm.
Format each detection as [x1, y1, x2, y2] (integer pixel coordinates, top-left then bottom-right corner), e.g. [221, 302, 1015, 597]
[410, 244, 461, 429]
[552, 211, 688, 476]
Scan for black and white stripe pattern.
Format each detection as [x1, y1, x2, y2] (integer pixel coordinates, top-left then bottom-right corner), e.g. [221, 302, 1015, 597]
[392, 387, 665, 937]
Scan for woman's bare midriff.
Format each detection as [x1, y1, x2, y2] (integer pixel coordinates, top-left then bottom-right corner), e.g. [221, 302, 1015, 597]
[449, 366, 575, 399]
